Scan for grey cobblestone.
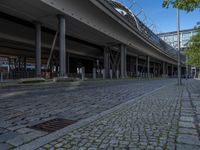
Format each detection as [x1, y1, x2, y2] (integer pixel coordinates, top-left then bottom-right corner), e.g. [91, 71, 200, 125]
[2, 79, 200, 149]
[0, 79, 175, 148]
[38, 81, 183, 149]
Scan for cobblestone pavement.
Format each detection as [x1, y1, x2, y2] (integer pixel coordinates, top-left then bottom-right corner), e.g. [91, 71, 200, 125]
[0, 79, 175, 149]
[32, 79, 200, 150]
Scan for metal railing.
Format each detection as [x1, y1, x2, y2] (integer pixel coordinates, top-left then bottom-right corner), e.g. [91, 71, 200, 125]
[104, 0, 179, 60]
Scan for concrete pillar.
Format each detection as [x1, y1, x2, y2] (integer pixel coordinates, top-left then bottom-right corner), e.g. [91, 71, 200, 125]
[66, 53, 70, 74]
[147, 56, 150, 78]
[8, 58, 11, 73]
[35, 22, 41, 77]
[18, 56, 21, 70]
[1, 72, 3, 82]
[58, 15, 66, 76]
[171, 64, 174, 77]
[120, 44, 127, 78]
[135, 56, 138, 77]
[24, 57, 26, 70]
[102, 69, 105, 79]
[166, 63, 169, 77]
[158, 64, 160, 76]
[116, 70, 119, 80]
[153, 63, 156, 77]
[109, 69, 113, 79]
[130, 57, 134, 74]
[124, 46, 127, 78]
[93, 68, 96, 80]
[104, 47, 109, 78]
[81, 67, 85, 80]
[162, 62, 165, 77]
[120, 44, 124, 78]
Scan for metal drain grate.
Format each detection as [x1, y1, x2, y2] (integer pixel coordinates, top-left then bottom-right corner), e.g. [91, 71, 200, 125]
[30, 118, 77, 133]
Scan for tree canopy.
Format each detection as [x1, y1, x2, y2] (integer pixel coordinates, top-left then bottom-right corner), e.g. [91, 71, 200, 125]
[185, 24, 200, 67]
[163, 0, 200, 12]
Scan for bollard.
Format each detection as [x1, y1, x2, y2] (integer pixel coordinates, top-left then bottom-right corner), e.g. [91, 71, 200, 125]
[109, 69, 113, 80]
[1, 72, 3, 82]
[93, 68, 96, 80]
[81, 67, 85, 81]
[116, 70, 119, 80]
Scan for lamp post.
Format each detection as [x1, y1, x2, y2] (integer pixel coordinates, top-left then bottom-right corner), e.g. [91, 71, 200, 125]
[177, 8, 182, 85]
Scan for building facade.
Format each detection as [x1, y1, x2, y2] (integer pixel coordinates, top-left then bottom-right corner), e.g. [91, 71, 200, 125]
[158, 28, 197, 50]
[158, 28, 198, 78]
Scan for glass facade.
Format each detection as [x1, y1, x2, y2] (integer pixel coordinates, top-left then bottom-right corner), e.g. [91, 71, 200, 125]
[158, 29, 197, 50]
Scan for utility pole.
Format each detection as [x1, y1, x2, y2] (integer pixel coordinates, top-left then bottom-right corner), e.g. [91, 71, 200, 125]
[177, 8, 182, 85]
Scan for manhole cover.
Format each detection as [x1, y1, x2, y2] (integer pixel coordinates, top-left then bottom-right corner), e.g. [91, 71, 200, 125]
[29, 118, 77, 133]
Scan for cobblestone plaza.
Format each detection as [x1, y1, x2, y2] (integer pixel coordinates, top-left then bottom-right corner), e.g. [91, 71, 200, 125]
[0, 79, 200, 149]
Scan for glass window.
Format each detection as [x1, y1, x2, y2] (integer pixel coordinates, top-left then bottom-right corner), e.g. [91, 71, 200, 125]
[173, 35, 177, 41]
[182, 32, 190, 40]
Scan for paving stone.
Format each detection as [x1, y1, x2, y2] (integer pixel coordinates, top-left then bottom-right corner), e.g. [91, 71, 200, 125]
[179, 128, 198, 135]
[0, 143, 13, 150]
[7, 131, 46, 146]
[0, 132, 19, 143]
[176, 144, 200, 150]
[16, 128, 35, 134]
[177, 134, 200, 145]
[179, 121, 196, 128]
[180, 116, 194, 122]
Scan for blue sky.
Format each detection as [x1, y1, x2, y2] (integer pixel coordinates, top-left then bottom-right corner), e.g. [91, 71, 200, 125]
[117, 0, 199, 33]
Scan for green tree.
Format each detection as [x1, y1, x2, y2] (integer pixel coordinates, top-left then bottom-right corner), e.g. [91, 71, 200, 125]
[163, 0, 200, 12]
[185, 24, 200, 67]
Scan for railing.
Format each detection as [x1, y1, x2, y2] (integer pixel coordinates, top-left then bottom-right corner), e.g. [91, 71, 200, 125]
[104, 0, 179, 60]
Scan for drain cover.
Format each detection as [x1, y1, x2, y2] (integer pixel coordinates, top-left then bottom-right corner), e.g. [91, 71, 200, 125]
[30, 118, 77, 133]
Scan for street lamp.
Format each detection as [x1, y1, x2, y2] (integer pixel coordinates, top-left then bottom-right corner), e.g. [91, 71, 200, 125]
[177, 8, 182, 85]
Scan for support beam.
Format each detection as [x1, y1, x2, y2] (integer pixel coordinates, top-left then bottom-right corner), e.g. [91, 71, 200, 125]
[147, 56, 150, 78]
[171, 64, 174, 77]
[124, 45, 127, 78]
[35, 22, 41, 77]
[24, 57, 26, 70]
[58, 15, 66, 76]
[104, 47, 109, 78]
[166, 63, 169, 77]
[162, 62, 165, 77]
[153, 63, 156, 77]
[120, 44, 127, 78]
[135, 56, 138, 77]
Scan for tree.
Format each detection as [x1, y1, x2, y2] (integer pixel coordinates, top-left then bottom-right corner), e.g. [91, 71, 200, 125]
[162, 0, 200, 12]
[185, 24, 200, 67]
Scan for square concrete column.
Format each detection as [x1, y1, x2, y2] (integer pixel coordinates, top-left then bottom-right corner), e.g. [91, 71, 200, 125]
[135, 56, 138, 77]
[171, 64, 174, 77]
[166, 63, 169, 76]
[124, 45, 127, 77]
[104, 47, 110, 78]
[120, 44, 127, 78]
[146, 56, 150, 78]
[162, 62, 166, 77]
[158, 64, 160, 76]
[153, 63, 156, 77]
[35, 22, 41, 77]
[58, 15, 66, 76]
